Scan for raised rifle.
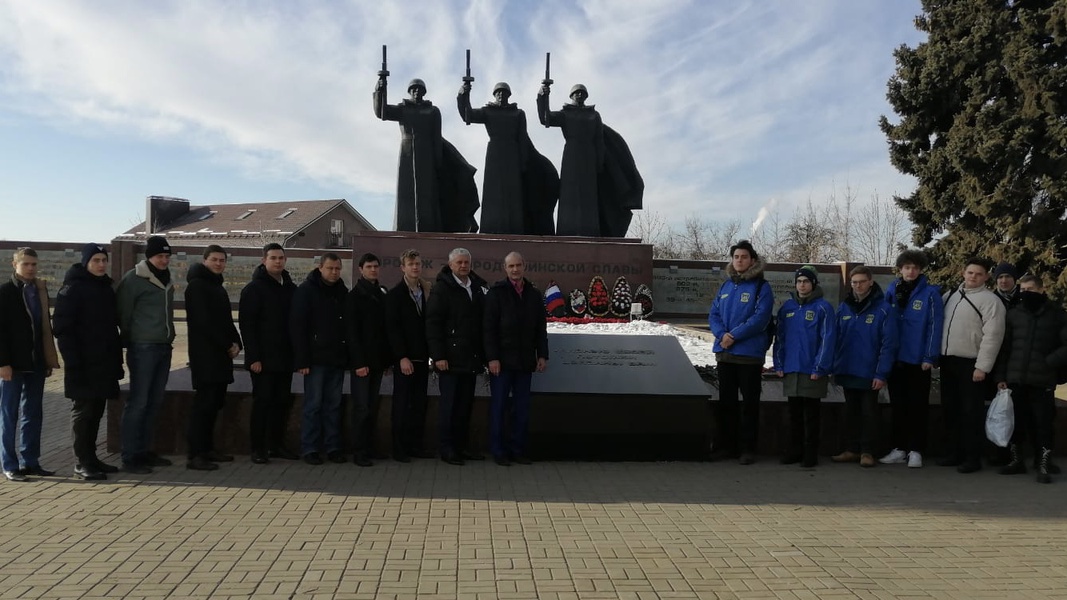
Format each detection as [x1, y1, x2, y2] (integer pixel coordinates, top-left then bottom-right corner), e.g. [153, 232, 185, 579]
[462, 48, 474, 125]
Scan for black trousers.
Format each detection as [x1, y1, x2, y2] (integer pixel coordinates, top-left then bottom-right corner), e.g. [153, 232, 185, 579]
[391, 360, 429, 457]
[249, 370, 294, 454]
[940, 355, 990, 463]
[887, 362, 931, 453]
[1009, 384, 1056, 456]
[188, 383, 226, 458]
[787, 396, 822, 459]
[71, 397, 107, 466]
[714, 362, 763, 455]
[438, 372, 476, 459]
[350, 369, 384, 459]
[842, 387, 879, 455]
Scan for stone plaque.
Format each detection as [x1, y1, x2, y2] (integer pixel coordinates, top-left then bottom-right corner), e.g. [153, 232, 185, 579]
[532, 333, 710, 396]
[652, 263, 843, 317]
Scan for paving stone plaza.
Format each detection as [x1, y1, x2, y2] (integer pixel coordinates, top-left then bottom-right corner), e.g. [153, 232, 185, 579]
[2, 335, 1067, 600]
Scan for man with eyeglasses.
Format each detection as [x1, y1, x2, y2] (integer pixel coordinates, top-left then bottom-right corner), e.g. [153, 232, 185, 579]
[832, 266, 898, 468]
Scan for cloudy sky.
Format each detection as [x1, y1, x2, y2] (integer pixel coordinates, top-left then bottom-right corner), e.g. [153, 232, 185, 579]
[0, 1, 926, 243]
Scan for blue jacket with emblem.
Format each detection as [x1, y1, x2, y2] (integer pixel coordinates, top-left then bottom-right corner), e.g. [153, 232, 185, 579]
[833, 283, 898, 383]
[708, 259, 774, 360]
[773, 287, 837, 376]
[884, 274, 942, 366]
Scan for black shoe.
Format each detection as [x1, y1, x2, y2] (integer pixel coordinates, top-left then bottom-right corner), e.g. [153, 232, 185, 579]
[353, 456, 373, 467]
[460, 451, 485, 461]
[999, 461, 1027, 475]
[957, 461, 982, 474]
[269, 447, 300, 460]
[303, 453, 324, 465]
[937, 456, 964, 467]
[739, 453, 756, 465]
[801, 456, 818, 468]
[327, 451, 347, 464]
[122, 462, 152, 474]
[708, 449, 739, 462]
[187, 456, 219, 471]
[494, 455, 511, 466]
[1033, 460, 1061, 475]
[251, 452, 270, 464]
[393, 454, 411, 463]
[442, 455, 465, 466]
[3, 470, 28, 482]
[24, 465, 55, 476]
[142, 452, 173, 467]
[92, 460, 119, 474]
[780, 453, 802, 465]
[511, 455, 533, 465]
[204, 451, 234, 462]
[74, 464, 106, 481]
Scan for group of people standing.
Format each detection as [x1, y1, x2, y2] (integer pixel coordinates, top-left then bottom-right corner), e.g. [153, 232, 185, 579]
[709, 241, 1067, 483]
[0, 239, 549, 482]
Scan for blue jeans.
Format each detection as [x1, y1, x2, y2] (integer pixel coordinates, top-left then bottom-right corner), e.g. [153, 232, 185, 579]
[0, 371, 46, 472]
[121, 343, 172, 464]
[489, 370, 532, 459]
[301, 365, 344, 456]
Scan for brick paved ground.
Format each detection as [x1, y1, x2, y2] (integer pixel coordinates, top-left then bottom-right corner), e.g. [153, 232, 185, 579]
[2, 330, 1067, 599]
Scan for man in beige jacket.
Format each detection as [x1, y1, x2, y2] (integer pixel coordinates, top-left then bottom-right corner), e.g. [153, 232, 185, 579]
[938, 257, 1005, 474]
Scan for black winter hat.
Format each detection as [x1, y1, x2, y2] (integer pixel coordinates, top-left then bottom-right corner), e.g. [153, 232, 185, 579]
[993, 262, 1017, 280]
[80, 243, 107, 267]
[145, 236, 171, 259]
[795, 265, 818, 285]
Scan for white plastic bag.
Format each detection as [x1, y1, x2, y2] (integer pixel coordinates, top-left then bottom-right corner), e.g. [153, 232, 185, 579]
[985, 388, 1014, 448]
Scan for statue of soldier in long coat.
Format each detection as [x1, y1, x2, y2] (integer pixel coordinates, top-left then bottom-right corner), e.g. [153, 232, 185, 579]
[536, 83, 643, 237]
[374, 76, 479, 233]
[458, 81, 559, 235]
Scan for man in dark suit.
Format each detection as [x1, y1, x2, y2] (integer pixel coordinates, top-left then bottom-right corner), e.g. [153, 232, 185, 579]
[384, 249, 431, 462]
[483, 252, 548, 466]
[346, 253, 391, 466]
[426, 247, 487, 465]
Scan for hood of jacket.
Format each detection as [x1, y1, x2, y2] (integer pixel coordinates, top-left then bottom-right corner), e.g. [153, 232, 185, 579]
[186, 262, 223, 286]
[436, 265, 488, 290]
[354, 276, 387, 297]
[251, 263, 293, 287]
[62, 263, 112, 287]
[305, 267, 346, 290]
[790, 284, 825, 305]
[845, 281, 885, 312]
[726, 258, 766, 282]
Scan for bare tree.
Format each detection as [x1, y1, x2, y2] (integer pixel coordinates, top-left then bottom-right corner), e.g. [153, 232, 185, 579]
[783, 199, 836, 263]
[852, 193, 909, 265]
[628, 210, 683, 258]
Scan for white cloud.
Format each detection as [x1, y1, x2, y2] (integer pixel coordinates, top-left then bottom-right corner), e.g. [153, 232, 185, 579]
[0, 0, 925, 234]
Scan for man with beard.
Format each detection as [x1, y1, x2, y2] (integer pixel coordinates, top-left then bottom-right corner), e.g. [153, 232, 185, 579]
[831, 266, 898, 468]
[426, 247, 487, 465]
[240, 243, 298, 465]
[184, 245, 242, 471]
[52, 243, 123, 480]
[993, 274, 1067, 483]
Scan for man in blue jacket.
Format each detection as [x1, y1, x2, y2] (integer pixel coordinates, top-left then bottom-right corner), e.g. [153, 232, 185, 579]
[881, 250, 943, 469]
[708, 240, 774, 465]
[832, 266, 898, 468]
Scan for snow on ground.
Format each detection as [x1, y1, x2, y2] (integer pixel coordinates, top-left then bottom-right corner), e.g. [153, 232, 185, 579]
[547, 320, 719, 366]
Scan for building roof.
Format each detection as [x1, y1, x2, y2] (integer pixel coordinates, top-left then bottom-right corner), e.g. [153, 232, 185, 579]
[117, 198, 375, 246]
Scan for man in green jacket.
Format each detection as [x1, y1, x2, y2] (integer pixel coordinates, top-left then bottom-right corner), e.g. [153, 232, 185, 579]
[116, 236, 176, 474]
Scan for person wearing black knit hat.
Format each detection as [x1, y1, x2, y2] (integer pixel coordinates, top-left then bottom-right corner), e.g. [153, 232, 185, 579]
[992, 262, 1020, 308]
[115, 236, 175, 474]
[53, 243, 123, 480]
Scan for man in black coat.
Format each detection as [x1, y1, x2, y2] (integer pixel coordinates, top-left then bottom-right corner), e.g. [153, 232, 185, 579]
[290, 253, 348, 465]
[483, 252, 548, 466]
[426, 247, 487, 465]
[239, 243, 298, 464]
[0, 247, 60, 482]
[346, 253, 392, 466]
[384, 248, 431, 462]
[52, 243, 124, 480]
[184, 245, 242, 471]
[993, 274, 1067, 483]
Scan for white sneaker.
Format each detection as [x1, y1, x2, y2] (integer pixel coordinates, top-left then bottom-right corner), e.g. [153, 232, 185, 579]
[907, 451, 923, 468]
[879, 448, 907, 464]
